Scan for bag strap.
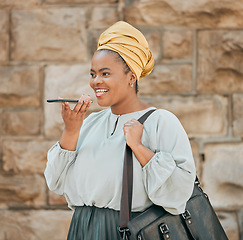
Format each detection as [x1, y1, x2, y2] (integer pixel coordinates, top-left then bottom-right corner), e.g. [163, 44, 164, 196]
[137, 109, 157, 125]
[119, 109, 157, 230]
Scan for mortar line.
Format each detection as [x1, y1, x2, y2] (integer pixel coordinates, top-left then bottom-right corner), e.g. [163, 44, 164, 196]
[192, 29, 197, 94]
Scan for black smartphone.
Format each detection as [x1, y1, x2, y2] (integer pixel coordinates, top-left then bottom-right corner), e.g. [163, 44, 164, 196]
[47, 99, 79, 103]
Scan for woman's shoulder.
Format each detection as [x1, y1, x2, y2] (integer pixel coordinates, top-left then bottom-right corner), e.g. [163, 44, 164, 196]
[150, 108, 179, 121]
[142, 108, 188, 139]
[146, 107, 182, 128]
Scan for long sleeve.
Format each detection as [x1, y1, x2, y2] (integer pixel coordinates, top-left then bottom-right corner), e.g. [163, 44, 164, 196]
[142, 110, 196, 215]
[44, 142, 77, 195]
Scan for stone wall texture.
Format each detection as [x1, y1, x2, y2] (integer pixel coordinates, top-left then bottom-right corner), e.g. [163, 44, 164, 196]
[0, 0, 242, 239]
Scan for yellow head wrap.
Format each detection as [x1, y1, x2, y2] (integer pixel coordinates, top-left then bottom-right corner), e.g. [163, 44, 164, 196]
[97, 21, 154, 81]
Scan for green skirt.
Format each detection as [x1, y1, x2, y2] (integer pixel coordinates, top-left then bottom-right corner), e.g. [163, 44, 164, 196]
[67, 205, 141, 240]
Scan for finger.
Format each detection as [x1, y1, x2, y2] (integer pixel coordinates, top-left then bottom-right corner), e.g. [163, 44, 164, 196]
[124, 120, 133, 125]
[73, 95, 85, 113]
[64, 102, 70, 110]
[62, 102, 70, 117]
[62, 102, 65, 111]
[123, 124, 133, 130]
[61, 102, 65, 116]
[83, 99, 92, 113]
[124, 121, 135, 128]
[78, 96, 91, 113]
[130, 119, 140, 124]
[124, 121, 136, 126]
[125, 119, 137, 124]
[83, 95, 91, 105]
[62, 101, 66, 110]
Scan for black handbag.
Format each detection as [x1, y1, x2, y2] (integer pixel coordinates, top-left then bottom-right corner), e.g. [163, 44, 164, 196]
[118, 109, 228, 240]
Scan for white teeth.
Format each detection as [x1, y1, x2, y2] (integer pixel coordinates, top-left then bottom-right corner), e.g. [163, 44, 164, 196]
[96, 89, 108, 93]
[95, 89, 108, 97]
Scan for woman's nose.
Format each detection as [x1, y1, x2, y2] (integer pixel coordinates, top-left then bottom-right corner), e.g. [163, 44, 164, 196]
[93, 75, 103, 84]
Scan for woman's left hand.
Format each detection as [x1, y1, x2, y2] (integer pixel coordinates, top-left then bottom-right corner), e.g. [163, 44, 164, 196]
[123, 119, 155, 166]
[123, 119, 144, 149]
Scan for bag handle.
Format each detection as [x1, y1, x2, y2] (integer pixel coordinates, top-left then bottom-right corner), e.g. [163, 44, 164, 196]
[119, 109, 157, 230]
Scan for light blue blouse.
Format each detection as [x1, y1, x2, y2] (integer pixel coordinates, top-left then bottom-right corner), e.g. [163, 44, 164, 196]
[44, 107, 196, 215]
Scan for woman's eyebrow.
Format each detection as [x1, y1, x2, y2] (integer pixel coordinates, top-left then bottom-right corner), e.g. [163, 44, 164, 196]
[90, 68, 111, 72]
[99, 68, 111, 72]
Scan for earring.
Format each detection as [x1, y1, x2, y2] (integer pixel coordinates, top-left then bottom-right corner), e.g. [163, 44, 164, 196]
[130, 83, 134, 88]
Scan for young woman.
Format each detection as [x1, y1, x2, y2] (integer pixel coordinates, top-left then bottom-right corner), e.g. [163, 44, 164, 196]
[44, 21, 196, 240]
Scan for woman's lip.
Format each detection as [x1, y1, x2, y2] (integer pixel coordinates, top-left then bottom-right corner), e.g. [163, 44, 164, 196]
[95, 88, 109, 97]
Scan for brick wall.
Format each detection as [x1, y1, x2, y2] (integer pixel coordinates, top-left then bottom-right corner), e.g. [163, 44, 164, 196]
[0, 0, 242, 239]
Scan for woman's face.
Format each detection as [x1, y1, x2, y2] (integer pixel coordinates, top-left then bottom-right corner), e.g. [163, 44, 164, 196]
[90, 50, 134, 108]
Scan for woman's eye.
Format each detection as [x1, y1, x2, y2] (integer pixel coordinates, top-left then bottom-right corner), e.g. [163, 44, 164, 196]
[90, 73, 96, 78]
[103, 72, 110, 76]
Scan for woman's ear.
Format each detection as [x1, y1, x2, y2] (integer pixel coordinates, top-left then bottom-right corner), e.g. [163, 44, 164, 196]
[130, 72, 137, 85]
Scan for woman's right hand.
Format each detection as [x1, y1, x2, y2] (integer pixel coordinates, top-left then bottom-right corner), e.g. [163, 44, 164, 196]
[61, 95, 91, 133]
[59, 95, 92, 150]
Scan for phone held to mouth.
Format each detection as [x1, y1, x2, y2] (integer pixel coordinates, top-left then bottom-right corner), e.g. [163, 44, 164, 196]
[47, 99, 79, 103]
[47, 99, 93, 104]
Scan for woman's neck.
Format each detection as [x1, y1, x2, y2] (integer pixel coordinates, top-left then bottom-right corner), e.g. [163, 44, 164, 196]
[110, 97, 150, 115]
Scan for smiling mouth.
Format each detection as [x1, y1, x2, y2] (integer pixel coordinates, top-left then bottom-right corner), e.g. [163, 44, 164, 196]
[95, 88, 109, 97]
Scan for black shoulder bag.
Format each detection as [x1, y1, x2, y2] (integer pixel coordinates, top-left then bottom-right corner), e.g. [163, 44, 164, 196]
[118, 109, 228, 240]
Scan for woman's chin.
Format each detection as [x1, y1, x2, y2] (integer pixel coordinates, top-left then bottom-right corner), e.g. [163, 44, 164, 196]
[96, 100, 111, 107]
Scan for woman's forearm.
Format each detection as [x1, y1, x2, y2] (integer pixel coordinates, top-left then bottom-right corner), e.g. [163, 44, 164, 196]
[131, 143, 155, 167]
[59, 128, 80, 151]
